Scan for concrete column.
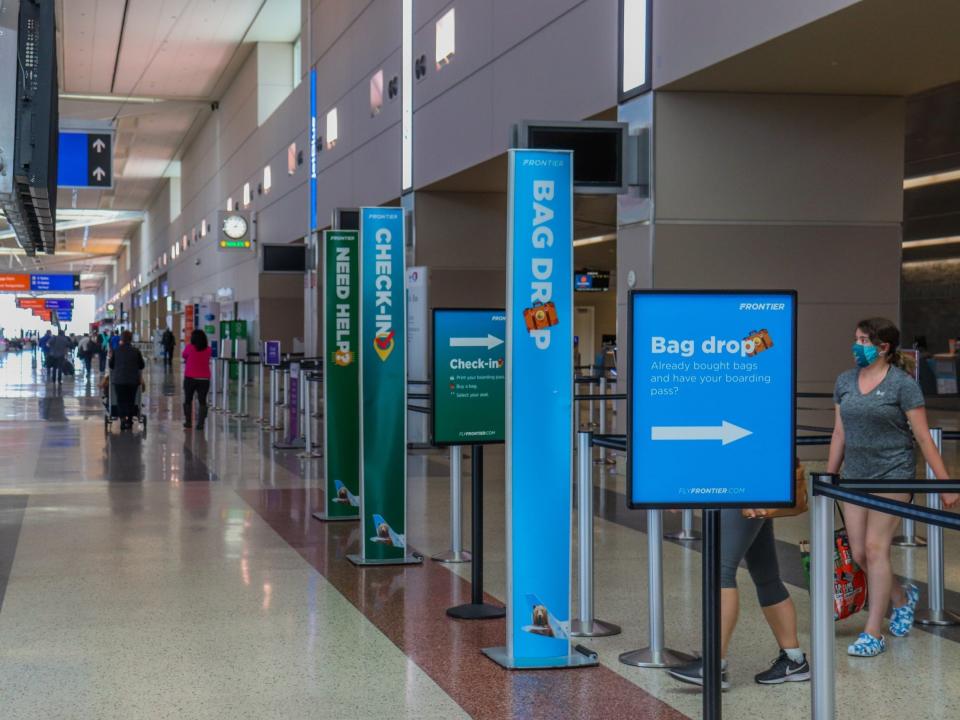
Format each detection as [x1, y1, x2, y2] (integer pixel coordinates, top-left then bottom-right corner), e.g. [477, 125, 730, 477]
[618, 91, 904, 398]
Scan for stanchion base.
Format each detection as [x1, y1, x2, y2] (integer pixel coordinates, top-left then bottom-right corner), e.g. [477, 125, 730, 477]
[347, 553, 423, 567]
[570, 618, 622, 637]
[431, 549, 472, 563]
[483, 646, 598, 669]
[297, 450, 322, 459]
[312, 512, 359, 522]
[447, 602, 505, 620]
[892, 536, 927, 547]
[619, 646, 695, 668]
[273, 440, 306, 450]
[916, 609, 960, 626]
[665, 530, 702, 542]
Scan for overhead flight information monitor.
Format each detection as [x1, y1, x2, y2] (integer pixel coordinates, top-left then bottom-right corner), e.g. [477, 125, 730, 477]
[629, 290, 796, 509]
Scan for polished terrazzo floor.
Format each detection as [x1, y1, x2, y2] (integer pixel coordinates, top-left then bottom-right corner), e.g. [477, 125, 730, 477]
[0, 350, 959, 719]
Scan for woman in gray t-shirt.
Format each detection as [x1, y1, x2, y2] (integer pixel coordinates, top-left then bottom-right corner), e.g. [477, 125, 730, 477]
[827, 318, 957, 658]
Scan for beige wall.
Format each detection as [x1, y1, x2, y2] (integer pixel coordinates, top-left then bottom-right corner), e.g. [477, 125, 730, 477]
[614, 91, 906, 401]
[259, 274, 305, 352]
[652, 0, 860, 89]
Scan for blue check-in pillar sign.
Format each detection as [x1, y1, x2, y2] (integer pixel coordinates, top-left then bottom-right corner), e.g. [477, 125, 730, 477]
[629, 292, 797, 508]
[485, 149, 584, 669]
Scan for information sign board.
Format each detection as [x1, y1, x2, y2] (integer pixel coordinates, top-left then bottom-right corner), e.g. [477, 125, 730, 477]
[31, 274, 80, 292]
[57, 132, 113, 188]
[484, 148, 582, 669]
[355, 207, 410, 563]
[321, 230, 360, 521]
[628, 291, 796, 508]
[432, 308, 506, 446]
[263, 340, 282, 367]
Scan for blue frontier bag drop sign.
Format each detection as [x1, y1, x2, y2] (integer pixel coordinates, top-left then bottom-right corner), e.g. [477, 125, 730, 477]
[484, 149, 593, 669]
[629, 291, 797, 508]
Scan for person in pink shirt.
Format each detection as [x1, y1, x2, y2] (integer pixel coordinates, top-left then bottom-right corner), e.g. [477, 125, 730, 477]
[182, 329, 212, 430]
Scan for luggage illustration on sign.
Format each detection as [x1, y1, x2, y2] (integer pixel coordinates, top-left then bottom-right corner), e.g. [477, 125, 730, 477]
[744, 328, 774, 357]
[523, 301, 559, 333]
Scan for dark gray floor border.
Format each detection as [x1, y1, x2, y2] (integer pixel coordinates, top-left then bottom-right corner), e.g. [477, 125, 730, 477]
[0, 495, 28, 614]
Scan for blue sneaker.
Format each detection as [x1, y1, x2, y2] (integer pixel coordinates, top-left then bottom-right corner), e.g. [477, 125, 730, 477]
[904, 583, 920, 610]
[848, 632, 886, 657]
[890, 584, 920, 637]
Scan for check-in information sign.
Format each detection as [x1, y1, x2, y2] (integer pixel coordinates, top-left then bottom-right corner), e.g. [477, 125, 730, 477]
[432, 309, 506, 446]
[322, 230, 360, 520]
[357, 208, 409, 562]
[629, 291, 796, 508]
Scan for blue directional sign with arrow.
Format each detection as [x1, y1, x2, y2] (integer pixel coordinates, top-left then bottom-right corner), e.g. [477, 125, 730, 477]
[629, 291, 796, 508]
[57, 132, 113, 188]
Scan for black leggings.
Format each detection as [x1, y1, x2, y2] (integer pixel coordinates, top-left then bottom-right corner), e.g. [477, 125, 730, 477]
[184, 377, 210, 411]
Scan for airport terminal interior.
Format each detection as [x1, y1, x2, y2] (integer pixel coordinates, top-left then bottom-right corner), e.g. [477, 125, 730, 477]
[3, 1, 960, 718]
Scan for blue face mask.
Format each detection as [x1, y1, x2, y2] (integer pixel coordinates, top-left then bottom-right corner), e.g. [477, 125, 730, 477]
[852, 343, 880, 368]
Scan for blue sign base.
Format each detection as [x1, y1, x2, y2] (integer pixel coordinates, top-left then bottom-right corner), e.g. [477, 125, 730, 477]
[482, 646, 598, 669]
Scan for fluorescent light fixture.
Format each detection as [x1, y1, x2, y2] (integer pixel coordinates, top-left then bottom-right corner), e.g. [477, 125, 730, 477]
[402, 0, 413, 191]
[435, 8, 455, 68]
[288, 142, 297, 175]
[201, 220, 208, 237]
[902, 256, 960, 268]
[227, 198, 233, 212]
[370, 70, 384, 116]
[326, 108, 339, 149]
[181, 235, 188, 251]
[59, 93, 166, 104]
[902, 236, 960, 249]
[903, 169, 960, 190]
[243, 182, 252, 207]
[573, 233, 617, 248]
[263, 165, 272, 193]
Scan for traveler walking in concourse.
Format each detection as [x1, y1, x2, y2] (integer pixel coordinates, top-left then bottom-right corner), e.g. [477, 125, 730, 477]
[38, 329, 52, 375]
[182, 329, 212, 430]
[161, 327, 175, 371]
[46, 330, 71, 384]
[109, 330, 145, 430]
[828, 317, 959, 657]
[668, 505, 809, 690]
[77, 332, 97, 378]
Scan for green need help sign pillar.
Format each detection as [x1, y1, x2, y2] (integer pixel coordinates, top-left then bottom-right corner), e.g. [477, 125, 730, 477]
[318, 230, 360, 521]
[348, 207, 420, 566]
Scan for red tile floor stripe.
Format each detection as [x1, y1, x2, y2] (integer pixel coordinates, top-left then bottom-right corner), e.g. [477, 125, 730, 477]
[242, 488, 690, 720]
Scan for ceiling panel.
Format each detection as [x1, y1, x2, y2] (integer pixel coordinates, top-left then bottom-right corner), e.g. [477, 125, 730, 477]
[111, 0, 266, 98]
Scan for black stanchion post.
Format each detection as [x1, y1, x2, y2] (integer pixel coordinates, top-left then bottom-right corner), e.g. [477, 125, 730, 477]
[446, 445, 506, 620]
[702, 508, 722, 720]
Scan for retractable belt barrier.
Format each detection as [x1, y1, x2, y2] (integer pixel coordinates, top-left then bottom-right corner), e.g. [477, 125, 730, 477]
[298, 371, 322, 459]
[810, 426, 960, 719]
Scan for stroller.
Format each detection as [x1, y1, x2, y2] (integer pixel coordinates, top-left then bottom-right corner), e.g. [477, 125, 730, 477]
[102, 375, 147, 432]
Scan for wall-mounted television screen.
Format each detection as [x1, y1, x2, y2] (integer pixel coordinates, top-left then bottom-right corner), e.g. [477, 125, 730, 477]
[262, 244, 306, 273]
[575, 269, 610, 292]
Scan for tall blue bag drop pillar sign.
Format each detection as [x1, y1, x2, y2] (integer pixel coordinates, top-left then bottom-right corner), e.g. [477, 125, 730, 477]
[483, 149, 596, 669]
